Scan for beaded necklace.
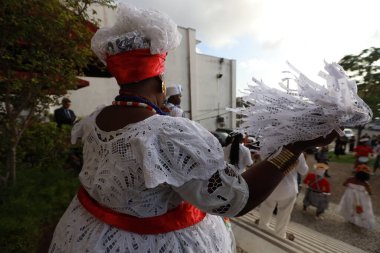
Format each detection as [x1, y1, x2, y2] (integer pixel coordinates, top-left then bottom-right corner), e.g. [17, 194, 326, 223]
[113, 94, 166, 115]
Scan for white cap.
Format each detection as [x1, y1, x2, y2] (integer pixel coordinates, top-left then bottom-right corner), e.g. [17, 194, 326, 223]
[359, 137, 370, 142]
[358, 156, 369, 163]
[166, 84, 182, 97]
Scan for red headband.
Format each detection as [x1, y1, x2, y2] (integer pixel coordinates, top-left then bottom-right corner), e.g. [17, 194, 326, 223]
[355, 164, 370, 174]
[106, 48, 167, 84]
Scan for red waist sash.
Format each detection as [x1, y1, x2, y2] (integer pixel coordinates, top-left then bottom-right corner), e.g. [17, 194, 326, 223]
[77, 186, 206, 235]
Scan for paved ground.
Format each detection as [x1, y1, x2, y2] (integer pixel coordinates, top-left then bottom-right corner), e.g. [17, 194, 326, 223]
[237, 158, 380, 253]
[289, 160, 380, 253]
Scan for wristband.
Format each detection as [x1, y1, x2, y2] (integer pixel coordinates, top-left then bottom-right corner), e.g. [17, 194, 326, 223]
[267, 147, 298, 175]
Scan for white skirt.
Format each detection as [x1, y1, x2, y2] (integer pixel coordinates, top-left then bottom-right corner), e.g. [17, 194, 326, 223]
[336, 184, 375, 229]
[49, 196, 235, 253]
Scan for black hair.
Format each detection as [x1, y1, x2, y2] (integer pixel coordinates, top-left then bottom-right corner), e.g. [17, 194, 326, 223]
[224, 136, 233, 147]
[229, 133, 244, 166]
[62, 98, 71, 103]
[355, 171, 370, 182]
[167, 94, 181, 105]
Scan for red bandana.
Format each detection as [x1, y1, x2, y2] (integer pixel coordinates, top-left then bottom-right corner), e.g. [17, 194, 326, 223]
[106, 49, 167, 84]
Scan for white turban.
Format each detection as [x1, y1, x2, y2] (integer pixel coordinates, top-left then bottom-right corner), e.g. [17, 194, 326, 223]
[166, 84, 182, 97]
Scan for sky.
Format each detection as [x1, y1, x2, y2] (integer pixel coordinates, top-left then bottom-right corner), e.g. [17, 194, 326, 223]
[118, 0, 380, 95]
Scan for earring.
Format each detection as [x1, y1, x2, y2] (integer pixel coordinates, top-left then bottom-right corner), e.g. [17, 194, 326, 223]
[158, 74, 166, 94]
[162, 81, 166, 95]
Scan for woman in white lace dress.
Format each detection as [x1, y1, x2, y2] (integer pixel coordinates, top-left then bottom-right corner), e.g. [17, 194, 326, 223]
[337, 164, 375, 229]
[48, 4, 338, 253]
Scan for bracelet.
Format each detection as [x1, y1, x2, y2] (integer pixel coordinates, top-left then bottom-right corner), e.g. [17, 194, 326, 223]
[267, 147, 298, 175]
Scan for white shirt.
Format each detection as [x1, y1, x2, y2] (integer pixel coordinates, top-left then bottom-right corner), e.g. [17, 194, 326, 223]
[223, 143, 254, 174]
[166, 102, 184, 117]
[373, 144, 380, 156]
[266, 154, 309, 201]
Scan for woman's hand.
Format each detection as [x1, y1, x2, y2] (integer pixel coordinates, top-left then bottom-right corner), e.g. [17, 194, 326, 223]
[286, 129, 340, 154]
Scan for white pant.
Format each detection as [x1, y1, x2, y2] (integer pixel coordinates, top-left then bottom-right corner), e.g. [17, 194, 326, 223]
[258, 195, 297, 238]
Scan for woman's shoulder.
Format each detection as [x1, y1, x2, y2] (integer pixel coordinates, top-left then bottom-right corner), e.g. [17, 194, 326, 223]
[347, 182, 366, 190]
[345, 176, 355, 182]
[306, 172, 316, 177]
[157, 116, 215, 137]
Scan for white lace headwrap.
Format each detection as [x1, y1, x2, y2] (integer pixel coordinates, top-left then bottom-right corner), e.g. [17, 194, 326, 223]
[91, 3, 182, 64]
[233, 61, 372, 158]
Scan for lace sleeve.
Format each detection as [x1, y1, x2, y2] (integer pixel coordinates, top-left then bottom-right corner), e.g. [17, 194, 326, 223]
[173, 164, 249, 217]
[137, 117, 226, 188]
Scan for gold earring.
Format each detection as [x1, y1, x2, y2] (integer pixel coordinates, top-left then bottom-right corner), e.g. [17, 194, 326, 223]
[162, 82, 166, 95]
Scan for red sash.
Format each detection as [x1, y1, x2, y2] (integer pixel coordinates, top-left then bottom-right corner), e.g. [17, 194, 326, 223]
[77, 186, 206, 234]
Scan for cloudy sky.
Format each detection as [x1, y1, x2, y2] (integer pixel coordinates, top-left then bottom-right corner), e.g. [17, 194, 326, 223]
[118, 0, 380, 95]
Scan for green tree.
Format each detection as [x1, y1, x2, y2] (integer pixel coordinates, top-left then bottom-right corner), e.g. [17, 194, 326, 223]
[339, 47, 380, 141]
[0, 0, 115, 185]
[339, 47, 380, 118]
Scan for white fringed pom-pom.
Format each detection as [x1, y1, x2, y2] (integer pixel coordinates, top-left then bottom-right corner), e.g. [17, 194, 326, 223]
[91, 3, 182, 64]
[233, 62, 372, 158]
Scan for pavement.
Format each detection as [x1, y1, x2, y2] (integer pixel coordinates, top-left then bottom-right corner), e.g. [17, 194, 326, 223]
[288, 160, 380, 253]
[237, 159, 380, 253]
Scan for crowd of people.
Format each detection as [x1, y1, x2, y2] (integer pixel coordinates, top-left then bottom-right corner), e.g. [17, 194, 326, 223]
[218, 129, 378, 239]
[254, 133, 379, 237]
[215, 129, 378, 240]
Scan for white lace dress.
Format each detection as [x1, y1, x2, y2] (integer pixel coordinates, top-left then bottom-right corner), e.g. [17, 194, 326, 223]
[337, 183, 375, 229]
[49, 108, 249, 253]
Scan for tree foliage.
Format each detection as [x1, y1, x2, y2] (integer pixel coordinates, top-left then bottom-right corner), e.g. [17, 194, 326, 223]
[339, 47, 380, 119]
[0, 0, 115, 185]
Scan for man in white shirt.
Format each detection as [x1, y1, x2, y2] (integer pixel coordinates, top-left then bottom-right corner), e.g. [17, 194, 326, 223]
[258, 153, 309, 240]
[165, 84, 184, 117]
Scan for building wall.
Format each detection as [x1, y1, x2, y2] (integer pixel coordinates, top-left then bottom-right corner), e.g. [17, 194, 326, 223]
[164, 28, 192, 117]
[194, 55, 236, 130]
[63, 7, 236, 131]
[66, 77, 118, 117]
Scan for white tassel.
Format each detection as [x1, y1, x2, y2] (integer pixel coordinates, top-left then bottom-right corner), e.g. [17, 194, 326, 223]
[235, 61, 372, 158]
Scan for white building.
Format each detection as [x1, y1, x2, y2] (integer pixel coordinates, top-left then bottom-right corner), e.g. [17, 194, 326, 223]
[66, 7, 236, 131]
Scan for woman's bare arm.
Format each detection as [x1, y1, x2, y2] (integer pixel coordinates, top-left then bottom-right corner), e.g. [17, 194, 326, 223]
[236, 130, 338, 216]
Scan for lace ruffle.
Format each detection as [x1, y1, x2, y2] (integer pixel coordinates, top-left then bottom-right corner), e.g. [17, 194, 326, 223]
[71, 110, 230, 217]
[234, 61, 372, 157]
[91, 3, 182, 64]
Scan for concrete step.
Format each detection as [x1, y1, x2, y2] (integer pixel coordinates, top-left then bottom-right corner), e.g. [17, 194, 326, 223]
[232, 209, 368, 253]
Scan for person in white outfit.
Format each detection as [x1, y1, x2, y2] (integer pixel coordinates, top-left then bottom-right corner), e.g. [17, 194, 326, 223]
[258, 153, 309, 240]
[224, 132, 254, 174]
[337, 164, 375, 229]
[165, 84, 184, 117]
[48, 3, 339, 252]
